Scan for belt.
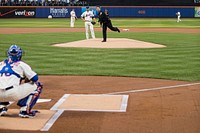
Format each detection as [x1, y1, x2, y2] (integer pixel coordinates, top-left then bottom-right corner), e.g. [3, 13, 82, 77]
[5, 86, 13, 91]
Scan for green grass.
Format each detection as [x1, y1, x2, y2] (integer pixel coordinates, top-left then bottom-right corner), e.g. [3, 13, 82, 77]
[0, 31, 199, 81]
[0, 18, 200, 28]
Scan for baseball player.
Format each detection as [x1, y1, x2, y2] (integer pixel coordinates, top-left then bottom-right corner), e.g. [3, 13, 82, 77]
[96, 6, 120, 42]
[0, 44, 43, 118]
[70, 9, 77, 27]
[81, 6, 96, 39]
[176, 11, 181, 22]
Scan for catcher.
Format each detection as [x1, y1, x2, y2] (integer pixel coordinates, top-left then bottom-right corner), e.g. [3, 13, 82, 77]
[0, 44, 43, 118]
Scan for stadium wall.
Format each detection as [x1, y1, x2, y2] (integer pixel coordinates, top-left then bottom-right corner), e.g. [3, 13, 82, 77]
[0, 6, 198, 18]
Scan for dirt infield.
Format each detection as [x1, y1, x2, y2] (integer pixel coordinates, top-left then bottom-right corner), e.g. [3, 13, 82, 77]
[0, 27, 199, 34]
[1, 76, 200, 133]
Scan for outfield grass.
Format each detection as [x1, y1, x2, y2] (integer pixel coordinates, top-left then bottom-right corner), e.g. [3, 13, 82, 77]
[0, 31, 199, 81]
[0, 18, 200, 28]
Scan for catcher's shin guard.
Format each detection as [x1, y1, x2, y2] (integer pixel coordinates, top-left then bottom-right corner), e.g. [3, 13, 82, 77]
[17, 82, 43, 113]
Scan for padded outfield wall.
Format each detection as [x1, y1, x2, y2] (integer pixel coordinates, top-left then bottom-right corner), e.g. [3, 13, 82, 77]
[0, 6, 199, 18]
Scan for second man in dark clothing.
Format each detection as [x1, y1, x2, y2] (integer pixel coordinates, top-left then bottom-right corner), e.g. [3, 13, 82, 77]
[96, 6, 120, 42]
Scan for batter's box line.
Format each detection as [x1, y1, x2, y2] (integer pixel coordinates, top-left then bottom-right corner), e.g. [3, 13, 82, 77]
[50, 94, 70, 111]
[41, 94, 69, 131]
[41, 94, 129, 131]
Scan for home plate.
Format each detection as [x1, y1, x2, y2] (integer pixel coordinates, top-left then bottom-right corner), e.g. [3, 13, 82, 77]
[0, 109, 56, 131]
[51, 94, 129, 112]
[53, 38, 165, 49]
[37, 99, 52, 103]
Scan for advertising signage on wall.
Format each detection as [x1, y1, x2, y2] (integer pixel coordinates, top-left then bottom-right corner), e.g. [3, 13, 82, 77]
[0, 8, 36, 18]
[0, 6, 195, 18]
[36, 7, 82, 18]
[49, 8, 68, 18]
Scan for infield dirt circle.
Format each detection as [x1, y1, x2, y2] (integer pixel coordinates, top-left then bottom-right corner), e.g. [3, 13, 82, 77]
[0, 28, 200, 133]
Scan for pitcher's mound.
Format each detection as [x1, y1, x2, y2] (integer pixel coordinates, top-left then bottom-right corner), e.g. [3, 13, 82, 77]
[53, 38, 165, 49]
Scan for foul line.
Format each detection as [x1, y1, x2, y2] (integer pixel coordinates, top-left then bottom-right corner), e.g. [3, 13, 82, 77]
[106, 82, 200, 95]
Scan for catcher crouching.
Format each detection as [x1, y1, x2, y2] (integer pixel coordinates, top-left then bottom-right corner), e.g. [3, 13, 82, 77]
[0, 44, 43, 118]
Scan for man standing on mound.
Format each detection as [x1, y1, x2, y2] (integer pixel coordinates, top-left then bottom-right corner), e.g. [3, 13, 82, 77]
[81, 6, 96, 40]
[96, 6, 120, 42]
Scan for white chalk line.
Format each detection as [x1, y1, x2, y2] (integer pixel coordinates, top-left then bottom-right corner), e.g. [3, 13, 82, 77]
[106, 82, 200, 95]
[41, 94, 69, 131]
[50, 94, 70, 110]
[40, 110, 64, 132]
[41, 82, 200, 131]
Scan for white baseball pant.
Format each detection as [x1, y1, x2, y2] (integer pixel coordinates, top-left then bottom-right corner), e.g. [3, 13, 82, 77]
[85, 22, 95, 39]
[177, 16, 181, 22]
[0, 83, 37, 102]
[70, 17, 75, 27]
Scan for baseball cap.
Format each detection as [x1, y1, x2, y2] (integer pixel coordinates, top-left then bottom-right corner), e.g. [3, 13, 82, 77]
[86, 6, 89, 9]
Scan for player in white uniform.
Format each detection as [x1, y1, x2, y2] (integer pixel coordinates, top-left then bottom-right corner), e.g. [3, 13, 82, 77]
[70, 9, 77, 27]
[0, 45, 43, 118]
[81, 6, 96, 39]
[176, 11, 181, 22]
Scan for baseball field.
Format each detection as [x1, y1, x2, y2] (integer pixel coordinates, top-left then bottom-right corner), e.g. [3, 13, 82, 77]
[0, 18, 200, 133]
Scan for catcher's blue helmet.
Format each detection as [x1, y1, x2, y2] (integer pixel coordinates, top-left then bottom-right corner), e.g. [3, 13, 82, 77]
[7, 44, 23, 62]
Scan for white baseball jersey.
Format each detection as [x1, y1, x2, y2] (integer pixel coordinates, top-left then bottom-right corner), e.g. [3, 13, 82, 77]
[70, 10, 76, 17]
[177, 12, 181, 16]
[81, 11, 94, 22]
[0, 59, 37, 89]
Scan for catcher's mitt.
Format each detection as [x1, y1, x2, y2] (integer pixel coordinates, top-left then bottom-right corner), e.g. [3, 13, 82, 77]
[20, 77, 31, 84]
[91, 21, 96, 25]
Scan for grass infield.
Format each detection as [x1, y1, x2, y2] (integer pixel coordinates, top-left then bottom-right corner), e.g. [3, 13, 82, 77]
[0, 30, 199, 81]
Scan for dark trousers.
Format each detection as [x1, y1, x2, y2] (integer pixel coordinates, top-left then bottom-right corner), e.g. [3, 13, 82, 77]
[102, 21, 119, 41]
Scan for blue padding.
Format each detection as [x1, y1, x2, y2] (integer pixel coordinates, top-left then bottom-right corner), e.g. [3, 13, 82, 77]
[17, 95, 30, 107]
[31, 75, 38, 82]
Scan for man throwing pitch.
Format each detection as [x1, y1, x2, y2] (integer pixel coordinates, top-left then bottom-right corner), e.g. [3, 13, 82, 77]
[81, 6, 96, 39]
[0, 44, 43, 118]
[96, 6, 120, 42]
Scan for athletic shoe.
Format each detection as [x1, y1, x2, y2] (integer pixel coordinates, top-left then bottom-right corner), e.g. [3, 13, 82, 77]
[19, 111, 34, 118]
[0, 107, 8, 116]
[102, 40, 106, 42]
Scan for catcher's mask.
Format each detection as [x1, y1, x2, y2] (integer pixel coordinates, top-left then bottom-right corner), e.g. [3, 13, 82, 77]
[7, 44, 24, 62]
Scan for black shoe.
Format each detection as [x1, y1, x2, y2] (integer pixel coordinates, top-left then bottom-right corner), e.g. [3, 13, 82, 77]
[19, 111, 34, 118]
[0, 107, 8, 116]
[117, 28, 120, 33]
[102, 40, 106, 42]
[19, 110, 39, 118]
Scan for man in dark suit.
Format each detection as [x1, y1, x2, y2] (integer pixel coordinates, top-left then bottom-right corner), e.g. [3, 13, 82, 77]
[96, 6, 120, 42]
